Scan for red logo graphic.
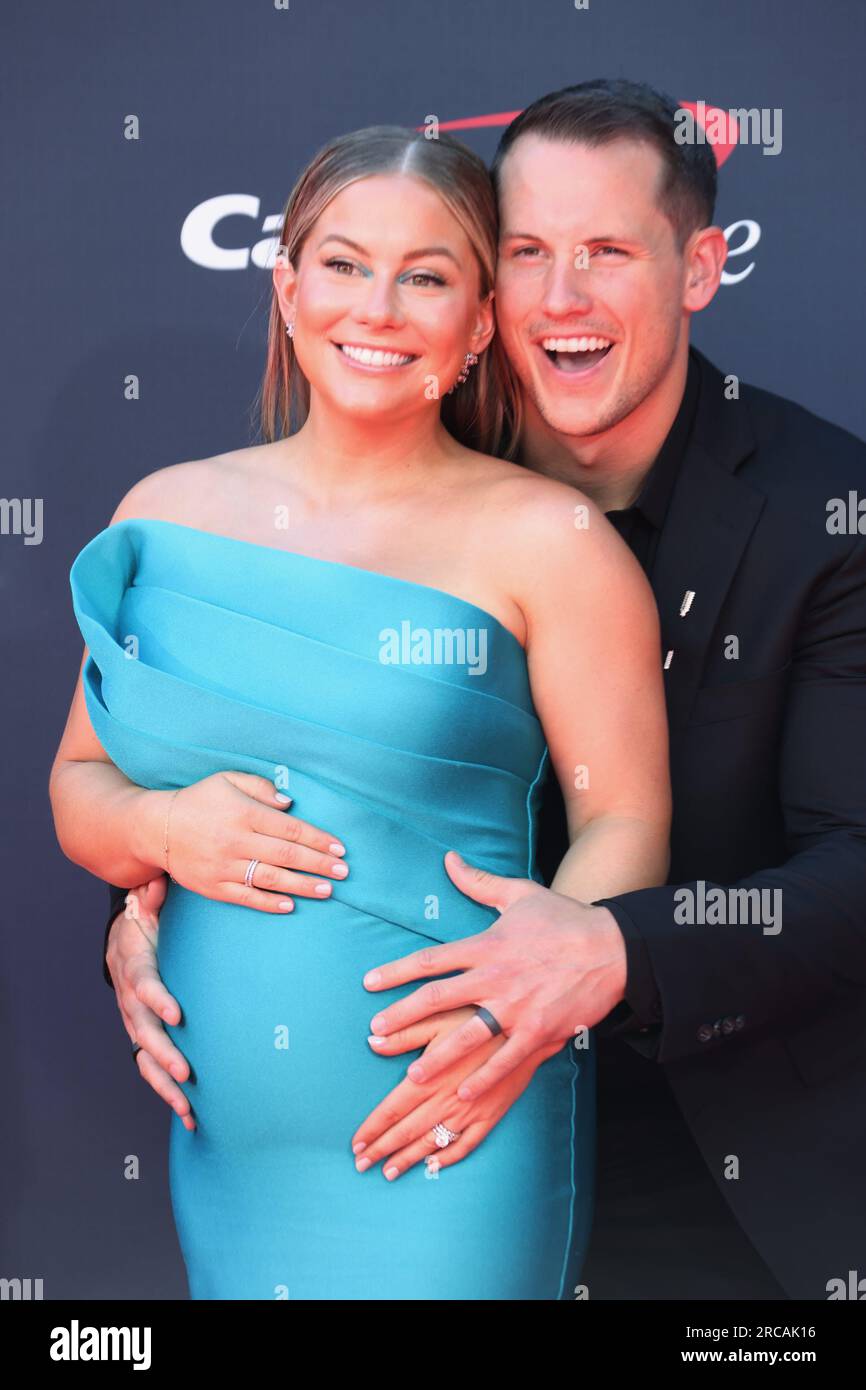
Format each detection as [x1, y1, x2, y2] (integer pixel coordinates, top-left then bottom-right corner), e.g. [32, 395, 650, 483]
[421, 101, 738, 168]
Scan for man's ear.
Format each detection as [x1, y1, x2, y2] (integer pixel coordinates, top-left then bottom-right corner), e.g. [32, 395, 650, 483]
[683, 226, 728, 312]
[470, 289, 497, 355]
[272, 250, 299, 328]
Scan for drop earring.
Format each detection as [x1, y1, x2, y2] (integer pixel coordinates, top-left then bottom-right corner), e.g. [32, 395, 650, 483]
[447, 350, 479, 394]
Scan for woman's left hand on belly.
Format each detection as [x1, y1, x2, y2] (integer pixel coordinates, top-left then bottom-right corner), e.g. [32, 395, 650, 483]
[350, 1007, 561, 1180]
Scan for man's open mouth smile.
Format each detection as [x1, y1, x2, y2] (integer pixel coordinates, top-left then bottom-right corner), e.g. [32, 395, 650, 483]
[539, 335, 614, 375]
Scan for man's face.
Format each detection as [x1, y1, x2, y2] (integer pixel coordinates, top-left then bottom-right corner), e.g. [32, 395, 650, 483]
[495, 134, 690, 441]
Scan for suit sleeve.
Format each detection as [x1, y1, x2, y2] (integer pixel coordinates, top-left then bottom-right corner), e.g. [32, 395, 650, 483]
[102, 883, 131, 987]
[594, 535, 866, 1065]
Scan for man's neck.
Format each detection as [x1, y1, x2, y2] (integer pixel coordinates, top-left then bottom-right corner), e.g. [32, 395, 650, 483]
[516, 349, 689, 512]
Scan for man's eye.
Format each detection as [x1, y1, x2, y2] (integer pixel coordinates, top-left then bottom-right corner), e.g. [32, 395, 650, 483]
[594, 246, 625, 257]
[513, 246, 541, 258]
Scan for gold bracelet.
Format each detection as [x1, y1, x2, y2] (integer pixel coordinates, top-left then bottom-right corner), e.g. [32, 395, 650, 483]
[163, 789, 180, 882]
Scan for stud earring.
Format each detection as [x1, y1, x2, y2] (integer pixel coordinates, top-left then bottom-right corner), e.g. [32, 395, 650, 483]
[285, 321, 295, 338]
[447, 350, 479, 394]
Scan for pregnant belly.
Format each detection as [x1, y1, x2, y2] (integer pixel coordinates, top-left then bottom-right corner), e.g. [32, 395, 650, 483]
[157, 883, 585, 1161]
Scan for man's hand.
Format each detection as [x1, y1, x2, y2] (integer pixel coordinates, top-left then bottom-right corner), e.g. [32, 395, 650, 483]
[107, 876, 196, 1131]
[363, 849, 627, 1101]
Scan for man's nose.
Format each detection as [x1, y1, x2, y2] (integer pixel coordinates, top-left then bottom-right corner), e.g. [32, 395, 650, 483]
[540, 258, 594, 319]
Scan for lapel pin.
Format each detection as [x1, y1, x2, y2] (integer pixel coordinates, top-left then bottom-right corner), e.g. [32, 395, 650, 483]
[679, 589, 696, 617]
[663, 650, 674, 669]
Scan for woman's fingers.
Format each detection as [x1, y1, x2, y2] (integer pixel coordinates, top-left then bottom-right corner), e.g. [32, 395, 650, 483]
[386, 1121, 486, 1179]
[403, 1009, 505, 1083]
[246, 796, 346, 858]
[251, 831, 349, 881]
[219, 881, 296, 913]
[135, 1047, 196, 1130]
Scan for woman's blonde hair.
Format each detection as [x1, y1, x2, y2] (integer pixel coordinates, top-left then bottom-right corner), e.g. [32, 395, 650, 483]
[253, 125, 520, 459]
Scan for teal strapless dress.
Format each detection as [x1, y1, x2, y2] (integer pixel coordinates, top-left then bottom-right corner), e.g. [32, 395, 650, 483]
[70, 517, 595, 1300]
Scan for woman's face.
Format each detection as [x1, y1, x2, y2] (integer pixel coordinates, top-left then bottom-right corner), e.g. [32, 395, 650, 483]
[274, 173, 494, 423]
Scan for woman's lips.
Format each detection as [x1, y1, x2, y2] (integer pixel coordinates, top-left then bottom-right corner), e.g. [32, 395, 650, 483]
[333, 342, 418, 371]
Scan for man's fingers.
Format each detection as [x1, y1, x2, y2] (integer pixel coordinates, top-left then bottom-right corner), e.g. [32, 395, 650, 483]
[404, 1012, 503, 1083]
[135, 1049, 196, 1129]
[453, 1033, 536, 1102]
[133, 962, 182, 1026]
[125, 985, 190, 1083]
[363, 939, 472, 993]
[442, 849, 535, 912]
[368, 973, 479, 1036]
[366, 1019, 440, 1056]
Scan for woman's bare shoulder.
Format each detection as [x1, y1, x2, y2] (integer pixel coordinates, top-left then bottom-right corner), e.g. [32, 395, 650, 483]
[107, 443, 277, 528]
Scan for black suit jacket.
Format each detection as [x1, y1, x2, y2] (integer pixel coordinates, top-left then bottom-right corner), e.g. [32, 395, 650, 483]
[535, 348, 866, 1299]
[104, 348, 866, 1299]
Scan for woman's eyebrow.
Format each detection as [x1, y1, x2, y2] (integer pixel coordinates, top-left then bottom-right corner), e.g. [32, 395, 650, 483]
[316, 233, 459, 264]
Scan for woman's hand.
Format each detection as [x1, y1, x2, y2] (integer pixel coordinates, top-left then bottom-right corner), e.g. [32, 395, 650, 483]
[350, 1006, 562, 1179]
[107, 875, 196, 1131]
[141, 772, 349, 912]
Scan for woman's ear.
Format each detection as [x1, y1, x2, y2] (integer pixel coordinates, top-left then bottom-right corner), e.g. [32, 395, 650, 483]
[272, 250, 299, 329]
[470, 289, 497, 355]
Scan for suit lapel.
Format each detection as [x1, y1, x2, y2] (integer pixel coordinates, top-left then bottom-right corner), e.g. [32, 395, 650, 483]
[653, 356, 766, 727]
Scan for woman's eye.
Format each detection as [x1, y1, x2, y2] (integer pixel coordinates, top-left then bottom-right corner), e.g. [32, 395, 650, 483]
[401, 271, 445, 288]
[325, 257, 358, 275]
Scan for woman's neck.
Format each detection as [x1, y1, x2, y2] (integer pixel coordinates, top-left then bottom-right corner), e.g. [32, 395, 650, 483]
[280, 397, 457, 511]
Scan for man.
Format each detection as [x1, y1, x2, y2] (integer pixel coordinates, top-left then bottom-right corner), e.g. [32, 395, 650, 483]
[102, 80, 866, 1300]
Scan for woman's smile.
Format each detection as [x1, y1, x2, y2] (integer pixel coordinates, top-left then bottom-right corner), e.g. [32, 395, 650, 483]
[332, 339, 420, 372]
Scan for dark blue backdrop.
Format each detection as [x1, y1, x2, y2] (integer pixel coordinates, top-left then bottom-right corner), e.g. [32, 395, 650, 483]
[3, 0, 864, 1298]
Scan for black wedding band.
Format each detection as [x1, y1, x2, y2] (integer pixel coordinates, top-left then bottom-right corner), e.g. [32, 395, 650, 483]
[131, 1042, 142, 1062]
[474, 1006, 503, 1037]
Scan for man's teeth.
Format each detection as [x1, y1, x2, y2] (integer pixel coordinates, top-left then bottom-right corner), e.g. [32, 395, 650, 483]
[340, 344, 415, 367]
[541, 336, 612, 352]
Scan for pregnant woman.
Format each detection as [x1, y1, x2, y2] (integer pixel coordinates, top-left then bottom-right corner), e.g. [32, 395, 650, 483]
[50, 126, 670, 1299]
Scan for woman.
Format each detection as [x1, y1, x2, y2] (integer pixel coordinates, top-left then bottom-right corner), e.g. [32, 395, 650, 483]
[51, 126, 670, 1299]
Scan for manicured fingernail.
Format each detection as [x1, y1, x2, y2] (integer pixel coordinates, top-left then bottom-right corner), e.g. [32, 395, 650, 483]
[329, 841, 346, 856]
[384, 1166, 399, 1181]
[370, 1014, 386, 1031]
[274, 793, 292, 804]
[331, 862, 349, 877]
[170, 1063, 185, 1080]
[355, 1157, 371, 1172]
[352, 1141, 366, 1154]
[314, 882, 332, 896]
[364, 970, 381, 986]
[367, 1035, 386, 1047]
[407, 1062, 424, 1080]
[278, 900, 294, 912]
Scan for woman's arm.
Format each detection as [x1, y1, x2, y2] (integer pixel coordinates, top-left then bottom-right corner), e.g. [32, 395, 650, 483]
[520, 480, 671, 901]
[49, 647, 172, 885]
